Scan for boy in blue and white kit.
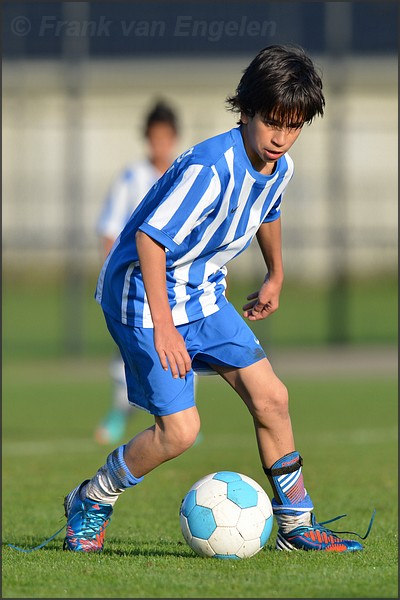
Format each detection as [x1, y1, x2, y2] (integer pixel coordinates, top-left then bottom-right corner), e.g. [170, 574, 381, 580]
[64, 45, 370, 553]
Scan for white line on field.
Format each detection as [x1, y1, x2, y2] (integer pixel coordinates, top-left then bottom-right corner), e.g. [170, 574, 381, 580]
[311, 427, 398, 445]
[3, 427, 397, 458]
[2, 438, 98, 457]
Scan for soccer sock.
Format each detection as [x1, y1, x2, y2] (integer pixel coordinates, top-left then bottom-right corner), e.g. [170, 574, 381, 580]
[263, 451, 314, 533]
[83, 444, 144, 506]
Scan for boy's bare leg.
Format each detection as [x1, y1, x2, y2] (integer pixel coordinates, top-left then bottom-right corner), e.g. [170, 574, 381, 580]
[211, 358, 295, 468]
[123, 406, 201, 478]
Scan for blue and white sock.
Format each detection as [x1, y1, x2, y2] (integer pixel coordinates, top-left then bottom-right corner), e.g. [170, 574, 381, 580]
[83, 445, 143, 506]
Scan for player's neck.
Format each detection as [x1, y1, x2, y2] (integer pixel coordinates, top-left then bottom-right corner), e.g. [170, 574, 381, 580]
[151, 157, 171, 175]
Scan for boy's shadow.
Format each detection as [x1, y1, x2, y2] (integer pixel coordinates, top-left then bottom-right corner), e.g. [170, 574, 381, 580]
[4, 537, 276, 558]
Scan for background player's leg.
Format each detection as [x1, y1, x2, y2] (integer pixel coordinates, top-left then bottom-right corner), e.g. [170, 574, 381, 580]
[95, 350, 139, 445]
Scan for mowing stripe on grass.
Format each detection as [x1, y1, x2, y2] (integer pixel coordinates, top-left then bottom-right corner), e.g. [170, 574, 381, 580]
[3, 425, 397, 457]
[2, 438, 96, 457]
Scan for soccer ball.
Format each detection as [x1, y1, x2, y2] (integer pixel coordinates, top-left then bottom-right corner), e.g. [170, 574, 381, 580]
[179, 471, 273, 559]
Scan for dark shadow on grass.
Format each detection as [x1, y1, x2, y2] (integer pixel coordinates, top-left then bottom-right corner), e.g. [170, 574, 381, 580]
[4, 537, 278, 559]
[102, 538, 196, 558]
[3, 537, 195, 558]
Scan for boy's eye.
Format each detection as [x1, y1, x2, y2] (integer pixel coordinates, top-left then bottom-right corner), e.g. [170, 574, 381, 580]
[263, 119, 304, 130]
[263, 119, 280, 128]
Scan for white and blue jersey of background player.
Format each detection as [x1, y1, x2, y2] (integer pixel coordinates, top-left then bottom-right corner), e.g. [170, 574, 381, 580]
[95, 158, 163, 419]
[96, 159, 160, 243]
[96, 126, 293, 328]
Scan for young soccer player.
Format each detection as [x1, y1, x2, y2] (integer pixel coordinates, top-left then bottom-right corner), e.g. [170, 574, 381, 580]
[94, 100, 180, 445]
[64, 45, 371, 553]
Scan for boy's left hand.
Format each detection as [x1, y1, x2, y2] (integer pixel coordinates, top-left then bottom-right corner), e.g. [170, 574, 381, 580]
[242, 278, 282, 321]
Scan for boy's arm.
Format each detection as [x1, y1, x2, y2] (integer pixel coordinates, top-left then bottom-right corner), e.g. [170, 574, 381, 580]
[242, 218, 284, 321]
[101, 236, 116, 260]
[135, 231, 192, 379]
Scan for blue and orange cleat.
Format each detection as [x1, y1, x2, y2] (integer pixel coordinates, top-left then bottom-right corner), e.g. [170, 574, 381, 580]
[63, 480, 113, 552]
[276, 511, 375, 552]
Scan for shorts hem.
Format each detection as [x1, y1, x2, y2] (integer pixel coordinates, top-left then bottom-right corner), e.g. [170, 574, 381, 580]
[194, 349, 266, 373]
[127, 400, 151, 414]
[149, 399, 196, 417]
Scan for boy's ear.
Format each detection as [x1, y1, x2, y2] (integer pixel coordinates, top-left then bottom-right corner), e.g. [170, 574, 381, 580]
[240, 112, 249, 125]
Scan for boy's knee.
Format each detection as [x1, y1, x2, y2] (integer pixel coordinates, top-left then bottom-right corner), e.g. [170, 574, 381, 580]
[274, 380, 289, 408]
[253, 379, 289, 420]
[169, 426, 200, 456]
[160, 412, 200, 457]
[178, 425, 200, 451]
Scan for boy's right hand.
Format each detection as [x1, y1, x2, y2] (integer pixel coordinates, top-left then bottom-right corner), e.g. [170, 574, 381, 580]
[153, 323, 192, 379]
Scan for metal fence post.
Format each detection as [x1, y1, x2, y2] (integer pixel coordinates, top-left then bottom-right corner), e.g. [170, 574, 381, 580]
[325, 2, 352, 344]
[62, 2, 89, 354]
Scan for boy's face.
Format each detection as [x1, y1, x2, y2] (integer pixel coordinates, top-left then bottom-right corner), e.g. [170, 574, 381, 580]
[240, 112, 303, 173]
[146, 122, 178, 165]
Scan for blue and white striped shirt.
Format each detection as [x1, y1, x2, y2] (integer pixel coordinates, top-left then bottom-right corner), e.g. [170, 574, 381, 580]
[95, 127, 294, 327]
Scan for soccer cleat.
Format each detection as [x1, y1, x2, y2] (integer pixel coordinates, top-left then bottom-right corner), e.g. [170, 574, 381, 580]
[95, 409, 128, 445]
[276, 511, 375, 552]
[63, 480, 113, 552]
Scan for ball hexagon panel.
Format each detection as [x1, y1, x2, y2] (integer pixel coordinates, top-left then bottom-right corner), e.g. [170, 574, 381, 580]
[208, 525, 245, 555]
[257, 492, 274, 519]
[235, 537, 262, 559]
[236, 505, 268, 540]
[196, 479, 227, 509]
[192, 472, 217, 490]
[189, 534, 215, 558]
[212, 498, 242, 527]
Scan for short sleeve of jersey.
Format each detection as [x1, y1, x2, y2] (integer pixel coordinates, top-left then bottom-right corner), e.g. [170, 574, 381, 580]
[262, 195, 282, 223]
[96, 169, 135, 239]
[138, 164, 220, 252]
[263, 154, 294, 223]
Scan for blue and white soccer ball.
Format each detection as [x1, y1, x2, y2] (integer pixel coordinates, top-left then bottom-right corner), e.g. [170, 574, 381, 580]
[179, 471, 273, 559]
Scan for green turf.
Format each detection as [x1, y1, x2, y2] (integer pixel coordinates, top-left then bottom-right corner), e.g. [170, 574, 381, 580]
[2, 357, 398, 598]
[2, 274, 398, 359]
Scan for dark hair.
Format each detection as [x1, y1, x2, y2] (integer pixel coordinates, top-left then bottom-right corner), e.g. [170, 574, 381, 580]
[144, 100, 179, 137]
[226, 45, 325, 126]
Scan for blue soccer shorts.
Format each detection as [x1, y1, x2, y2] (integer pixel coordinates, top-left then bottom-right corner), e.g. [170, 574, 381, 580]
[103, 302, 266, 416]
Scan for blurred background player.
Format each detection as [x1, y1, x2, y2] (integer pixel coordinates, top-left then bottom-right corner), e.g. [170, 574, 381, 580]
[94, 100, 180, 445]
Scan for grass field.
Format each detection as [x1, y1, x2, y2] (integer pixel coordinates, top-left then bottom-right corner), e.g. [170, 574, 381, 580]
[2, 275, 398, 597]
[2, 274, 398, 359]
[2, 356, 398, 598]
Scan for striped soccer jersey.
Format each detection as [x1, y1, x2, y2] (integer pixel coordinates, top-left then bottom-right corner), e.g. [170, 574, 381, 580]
[95, 126, 294, 328]
[96, 159, 161, 241]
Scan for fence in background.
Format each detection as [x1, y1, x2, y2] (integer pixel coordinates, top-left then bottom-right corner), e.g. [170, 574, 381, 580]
[3, 54, 397, 351]
[3, 55, 397, 280]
